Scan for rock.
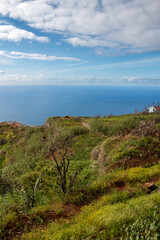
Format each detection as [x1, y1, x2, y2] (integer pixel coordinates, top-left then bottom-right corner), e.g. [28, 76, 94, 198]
[145, 182, 155, 189]
[144, 182, 156, 193]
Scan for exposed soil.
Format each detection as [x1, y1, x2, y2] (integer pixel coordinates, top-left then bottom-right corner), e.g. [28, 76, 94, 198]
[2, 204, 82, 240]
[62, 203, 82, 218]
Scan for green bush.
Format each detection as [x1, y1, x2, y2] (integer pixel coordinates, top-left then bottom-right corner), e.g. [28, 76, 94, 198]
[2, 154, 45, 184]
[26, 132, 43, 154]
[109, 163, 160, 185]
[91, 116, 144, 136]
[120, 205, 160, 239]
[70, 126, 89, 136]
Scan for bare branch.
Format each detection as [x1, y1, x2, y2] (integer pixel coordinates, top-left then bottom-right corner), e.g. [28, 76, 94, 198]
[42, 124, 79, 195]
[69, 169, 78, 190]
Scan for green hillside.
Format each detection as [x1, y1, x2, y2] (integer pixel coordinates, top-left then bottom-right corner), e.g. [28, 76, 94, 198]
[0, 114, 160, 239]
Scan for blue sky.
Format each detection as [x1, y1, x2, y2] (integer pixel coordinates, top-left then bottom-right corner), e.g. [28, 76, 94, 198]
[0, 0, 160, 86]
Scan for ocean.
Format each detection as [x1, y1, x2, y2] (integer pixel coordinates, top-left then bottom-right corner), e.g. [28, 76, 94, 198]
[0, 85, 160, 125]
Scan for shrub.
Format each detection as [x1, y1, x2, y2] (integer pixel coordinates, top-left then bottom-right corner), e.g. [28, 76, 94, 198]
[0, 212, 18, 238]
[109, 163, 160, 185]
[0, 137, 7, 146]
[120, 205, 160, 239]
[91, 116, 143, 136]
[74, 117, 82, 122]
[25, 132, 43, 154]
[70, 126, 89, 136]
[2, 154, 44, 184]
[90, 118, 109, 135]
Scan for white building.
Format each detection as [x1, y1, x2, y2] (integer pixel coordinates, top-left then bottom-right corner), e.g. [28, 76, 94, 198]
[148, 106, 160, 113]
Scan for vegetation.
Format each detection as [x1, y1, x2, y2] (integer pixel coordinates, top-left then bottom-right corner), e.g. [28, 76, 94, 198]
[0, 113, 160, 239]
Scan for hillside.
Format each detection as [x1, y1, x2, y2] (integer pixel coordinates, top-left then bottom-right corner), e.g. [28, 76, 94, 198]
[0, 114, 160, 239]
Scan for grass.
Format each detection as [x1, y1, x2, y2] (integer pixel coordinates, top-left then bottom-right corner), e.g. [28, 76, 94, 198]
[101, 136, 160, 166]
[61, 163, 160, 204]
[109, 163, 160, 185]
[90, 115, 144, 136]
[71, 132, 105, 161]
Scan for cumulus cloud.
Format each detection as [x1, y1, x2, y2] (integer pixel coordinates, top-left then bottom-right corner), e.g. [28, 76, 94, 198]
[0, 50, 80, 61]
[0, 24, 49, 42]
[0, 0, 160, 52]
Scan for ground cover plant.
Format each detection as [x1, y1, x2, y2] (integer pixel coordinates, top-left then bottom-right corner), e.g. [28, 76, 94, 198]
[0, 114, 160, 239]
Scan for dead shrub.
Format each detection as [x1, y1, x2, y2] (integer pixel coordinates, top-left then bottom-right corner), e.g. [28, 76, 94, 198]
[132, 120, 160, 137]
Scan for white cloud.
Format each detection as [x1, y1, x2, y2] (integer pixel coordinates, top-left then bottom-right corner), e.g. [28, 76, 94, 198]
[66, 36, 118, 48]
[0, 24, 49, 42]
[0, 70, 4, 74]
[50, 57, 160, 74]
[0, 50, 80, 61]
[0, 74, 160, 86]
[0, 0, 160, 52]
[0, 73, 46, 85]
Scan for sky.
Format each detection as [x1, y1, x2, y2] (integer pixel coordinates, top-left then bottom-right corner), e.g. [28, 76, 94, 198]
[0, 0, 160, 86]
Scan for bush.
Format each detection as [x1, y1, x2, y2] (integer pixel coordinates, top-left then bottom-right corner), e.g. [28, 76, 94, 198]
[70, 126, 89, 136]
[91, 116, 143, 136]
[109, 163, 160, 185]
[0, 137, 7, 146]
[120, 205, 160, 239]
[90, 118, 109, 135]
[25, 132, 43, 154]
[2, 154, 45, 184]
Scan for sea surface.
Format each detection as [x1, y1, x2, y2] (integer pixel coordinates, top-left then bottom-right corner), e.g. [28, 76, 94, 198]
[0, 86, 160, 125]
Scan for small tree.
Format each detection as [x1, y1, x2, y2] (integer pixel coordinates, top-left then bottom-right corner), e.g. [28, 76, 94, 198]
[44, 123, 78, 195]
[50, 146, 78, 194]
